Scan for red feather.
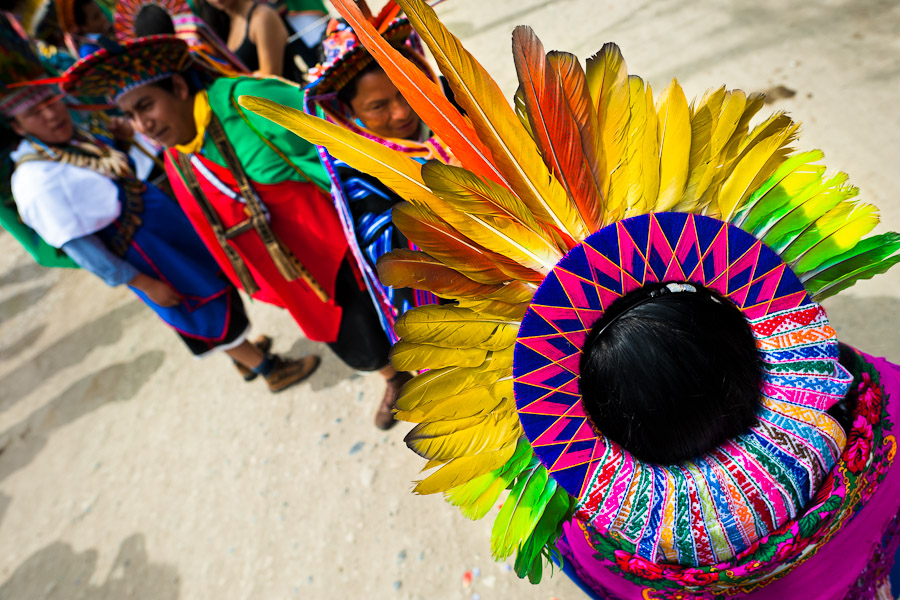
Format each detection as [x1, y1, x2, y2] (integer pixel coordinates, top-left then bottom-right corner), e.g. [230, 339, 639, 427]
[512, 27, 602, 235]
[373, 0, 403, 31]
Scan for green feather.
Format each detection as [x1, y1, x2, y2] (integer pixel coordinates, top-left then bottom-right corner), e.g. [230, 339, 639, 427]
[787, 203, 879, 272]
[445, 437, 534, 519]
[490, 458, 557, 560]
[801, 233, 900, 284]
[732, 149, 824, 231]
[513, 485, 575, 582]
[810, 253, 900, 301]
[758, 175, 854, 252]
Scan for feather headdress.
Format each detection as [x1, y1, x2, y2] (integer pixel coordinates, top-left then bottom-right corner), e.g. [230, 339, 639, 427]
[240, 0, 900, 590]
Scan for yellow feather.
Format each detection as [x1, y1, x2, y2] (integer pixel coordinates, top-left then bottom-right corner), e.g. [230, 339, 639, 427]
[718, 115, 800, 221]
[394, 305, 520, 351]
[421, 162, 563, 273]
[676, 86, 724, 210]
[654, 79, 691, 212]
[455, 299, 531, 320]
[390, 341, 488, 371]
[413, 440, 517, 494]
[698, 92, 766, 214]
[397, 377, 514, 422]
[404, 398, 522, 461]
[586, 43, 630, 221]
[623, 75, 660, 216]
[395, 0, 587, 245]
[238, 96, 442, 207]
[639, 82, 660, 215]
[396, 354, 514, 417]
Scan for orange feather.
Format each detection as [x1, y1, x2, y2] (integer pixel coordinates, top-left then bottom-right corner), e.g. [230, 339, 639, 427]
[547, 50, 604, 231]
[327, 0, 504, 186]
[512, 27, 602, 235]
[373, 0, 402, 31]
[377, 249, 535, 304]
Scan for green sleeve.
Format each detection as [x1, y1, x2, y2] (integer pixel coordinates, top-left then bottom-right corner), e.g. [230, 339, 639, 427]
[204, 77, 331, 191]
[285, 0, 327, 13]
[0, 199, 78, 269]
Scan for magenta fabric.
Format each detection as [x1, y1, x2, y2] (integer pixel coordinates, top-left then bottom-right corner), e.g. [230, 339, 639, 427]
[557, 352, 900, 599]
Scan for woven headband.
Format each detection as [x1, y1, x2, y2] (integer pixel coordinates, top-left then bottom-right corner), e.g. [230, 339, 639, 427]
[513, 212, 852, 564]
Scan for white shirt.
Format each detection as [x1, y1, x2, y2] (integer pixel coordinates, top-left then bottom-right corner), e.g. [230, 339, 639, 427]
[10, 138, 122, 248]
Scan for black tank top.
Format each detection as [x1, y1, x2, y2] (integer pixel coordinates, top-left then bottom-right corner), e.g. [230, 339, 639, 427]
[232, 2, 261, 73]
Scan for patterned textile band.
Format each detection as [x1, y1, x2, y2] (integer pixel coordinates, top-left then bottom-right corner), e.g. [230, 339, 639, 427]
[0, 84, 58, 118]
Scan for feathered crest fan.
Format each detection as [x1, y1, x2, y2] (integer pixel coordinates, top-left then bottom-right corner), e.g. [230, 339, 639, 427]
[240, 0, 900, 583]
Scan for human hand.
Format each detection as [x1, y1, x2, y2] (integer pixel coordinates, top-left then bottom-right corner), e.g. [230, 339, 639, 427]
[131, 273, 182, 307]
[107, 116, 134, 142]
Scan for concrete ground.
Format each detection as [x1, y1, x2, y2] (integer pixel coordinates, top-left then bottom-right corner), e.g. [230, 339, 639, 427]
[1, 0, 899, 598]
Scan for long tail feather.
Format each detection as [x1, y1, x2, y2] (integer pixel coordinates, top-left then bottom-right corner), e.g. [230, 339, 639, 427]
[405, 403, 521, 462]
[586, 43, 630, 221]
[391, 202, 538, 284]
[395, 0, 587, 245]
[397, 378, 513, 423]
[391, 340, 488, 371]
[788, 203, 880, 272]
[394, 305, 520, 351]
[445, 438, 534, 520]
[239, 96, 444, 206]
[654, 79, 691, 212]
[548, 50, 605, 230]
[413, 440, 517, 494]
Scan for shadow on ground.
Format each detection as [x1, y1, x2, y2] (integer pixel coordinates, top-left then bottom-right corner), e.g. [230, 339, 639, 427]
[0, 351, 165, 486]
[286, 338, 358, 392]
[0, 324, 47, 362]
[0, 300, 145, 413]
[0, 285, 54, 322]
[0, 261, 50, 289]
[0, 534, 180, 600]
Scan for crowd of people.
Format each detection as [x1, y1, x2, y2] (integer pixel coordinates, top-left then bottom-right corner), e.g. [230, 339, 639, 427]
[3, 0, 900, 598]
[1, 0, 434, 428]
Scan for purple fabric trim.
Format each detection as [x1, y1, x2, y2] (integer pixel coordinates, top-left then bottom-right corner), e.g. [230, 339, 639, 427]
[556, 352, 900, 599]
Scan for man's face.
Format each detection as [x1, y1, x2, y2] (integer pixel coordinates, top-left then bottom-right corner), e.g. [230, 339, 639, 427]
[118, 76, 197, 148]
[348, 69, 421, 140]
[11, 98, 75, 146]
[78, 1, 113, 35]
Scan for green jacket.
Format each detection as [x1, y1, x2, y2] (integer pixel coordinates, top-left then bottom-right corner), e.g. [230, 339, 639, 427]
[202, 76, 330, 192]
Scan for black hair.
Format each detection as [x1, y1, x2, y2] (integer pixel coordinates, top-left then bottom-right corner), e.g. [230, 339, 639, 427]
[134, 4, 175, 36]
[148, 71, 203, 95]
[579, 282, 762, 464]
[335, 58, 383, 107]
[197, 0, 230, 45]
[72, 0, 94, 27]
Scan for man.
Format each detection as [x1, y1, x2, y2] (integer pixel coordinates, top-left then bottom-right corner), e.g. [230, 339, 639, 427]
[62, 35, 411, 428]
[2, 17, 317, 391]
